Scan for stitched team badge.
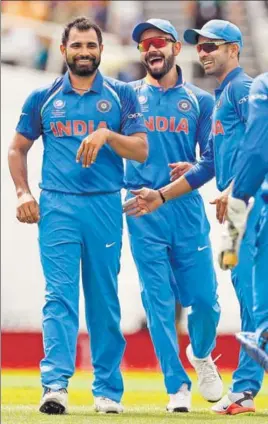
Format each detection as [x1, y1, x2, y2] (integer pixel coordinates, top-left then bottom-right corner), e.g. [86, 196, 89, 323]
[53, 99, 65, 109]
[97, 100, 112, 113]
[178, 100, 191, 112]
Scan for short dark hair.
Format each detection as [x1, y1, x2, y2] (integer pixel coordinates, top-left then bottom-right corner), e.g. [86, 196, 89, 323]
[62, 16, 103, 46]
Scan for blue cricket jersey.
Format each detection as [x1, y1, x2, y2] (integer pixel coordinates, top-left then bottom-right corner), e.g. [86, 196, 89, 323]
[16, 70, 146, 194]
[186, 67, 253, 192]
[124, 66, 214, 190]
[233, 72, 268, 203]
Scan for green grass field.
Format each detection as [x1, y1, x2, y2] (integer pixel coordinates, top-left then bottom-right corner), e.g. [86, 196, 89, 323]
[2, 370, 268, 424]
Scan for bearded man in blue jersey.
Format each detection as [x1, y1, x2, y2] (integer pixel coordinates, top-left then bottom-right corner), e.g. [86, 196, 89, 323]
[124, 19, 223, 413]
[124, 20, 265, 415]
[8, 17, 147, 415]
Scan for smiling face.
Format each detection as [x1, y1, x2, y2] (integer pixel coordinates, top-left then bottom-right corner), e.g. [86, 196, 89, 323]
[197, 35, 239, 78]
[139, 28, 181, 80]
[60, 27, 103, 77]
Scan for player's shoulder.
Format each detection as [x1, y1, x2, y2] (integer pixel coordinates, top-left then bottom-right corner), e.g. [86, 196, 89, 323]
[185, 82, 214, 101]
[103, 75, 137, 98]
[128, 79, 146, 91]
[228, 70, 253, 97]
[251, 72, 268, 93]
[26, 76, 64, 107]
[184, 82, 214, 111]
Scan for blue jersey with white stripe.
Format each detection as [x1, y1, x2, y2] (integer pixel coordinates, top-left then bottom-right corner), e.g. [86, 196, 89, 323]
[16, 71, 146, 194]
[233, 72, 268, 203]
[124, 66, 214, 190]
[186, 67, 252, 192]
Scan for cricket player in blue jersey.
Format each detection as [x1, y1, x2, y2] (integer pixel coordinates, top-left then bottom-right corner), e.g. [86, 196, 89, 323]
[8, 17, 147, 415]
[124, 19, 223, 413]
[124, 20, 265, 414]
[222, 73, 268, 372]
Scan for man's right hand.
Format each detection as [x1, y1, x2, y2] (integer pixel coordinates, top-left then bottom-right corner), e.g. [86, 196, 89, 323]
[123, 188, 163, 217]
[16, 193, 40, 224]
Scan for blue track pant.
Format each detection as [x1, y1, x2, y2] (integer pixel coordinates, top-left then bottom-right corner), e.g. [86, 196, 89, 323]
[38, 190, 125, 402]
[231, 192, 264, 395]
[126, 192, 220, 394]
[254, 203, 268, 347]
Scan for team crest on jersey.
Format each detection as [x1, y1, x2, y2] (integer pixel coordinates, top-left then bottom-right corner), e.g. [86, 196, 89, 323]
[53, 99, 65, 109]
[178, 100, 191, 112]
[97, 100, 112, 113]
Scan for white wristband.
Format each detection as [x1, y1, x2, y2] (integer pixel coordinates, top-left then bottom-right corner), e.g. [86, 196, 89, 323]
[17, 193, 34, 207]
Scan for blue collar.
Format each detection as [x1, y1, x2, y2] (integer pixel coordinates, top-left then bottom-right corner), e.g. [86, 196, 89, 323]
[215, 66, 243, 93]
[62, 70, 104, 94]
[174, 66, 184, 87]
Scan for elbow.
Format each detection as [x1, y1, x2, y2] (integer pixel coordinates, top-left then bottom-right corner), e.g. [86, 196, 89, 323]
[137, 135, 148, 163]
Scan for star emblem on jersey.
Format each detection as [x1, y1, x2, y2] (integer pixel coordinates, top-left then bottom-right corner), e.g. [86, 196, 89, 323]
[53, 99, 65, 109]
[97, 100, 112, 113]
[178, 100, 191, 112]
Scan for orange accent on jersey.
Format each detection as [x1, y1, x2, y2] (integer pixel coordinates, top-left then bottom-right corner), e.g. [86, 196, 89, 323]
[74, 120, 87, 136]
[144, 116, 155, 131]
[175, 118, 189, 134]
[212, 120, 225, 135]
[56, 120, 72, 137]
[97, 121, 108, 130]
[170, 116, 175, 132]
[50, 122, 59, 136]
[156, 116, 168, 132]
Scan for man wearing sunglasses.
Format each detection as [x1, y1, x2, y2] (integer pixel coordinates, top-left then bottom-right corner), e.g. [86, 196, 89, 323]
[124, 19, 265, 415]
[184, 19, 265, 415]
[124, 18, 223, 412]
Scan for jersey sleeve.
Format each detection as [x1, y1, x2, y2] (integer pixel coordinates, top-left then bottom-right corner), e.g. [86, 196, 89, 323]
[233, 74, 268, 200]
[16, 89, 44, 141]
[196, 92, 214, 155]
[185, 133, 215, 189]
[119, 83, 147, 136]
[228, 79, 252, 123]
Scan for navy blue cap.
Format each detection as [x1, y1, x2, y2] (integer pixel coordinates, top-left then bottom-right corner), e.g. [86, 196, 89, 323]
[132, 18, 178, 43]
[184, 19, 243, 49]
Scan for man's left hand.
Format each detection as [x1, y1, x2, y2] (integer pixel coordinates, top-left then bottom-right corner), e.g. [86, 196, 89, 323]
[76, 128, 110, 167]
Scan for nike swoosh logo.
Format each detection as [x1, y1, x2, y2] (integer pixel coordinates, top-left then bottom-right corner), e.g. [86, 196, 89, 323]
[198, 245, 209, 251]
[106, 242, 116, 248]
[21, 112, 28, 116]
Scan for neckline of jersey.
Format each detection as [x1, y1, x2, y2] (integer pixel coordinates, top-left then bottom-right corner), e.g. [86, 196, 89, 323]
[62, 70, 104, 94]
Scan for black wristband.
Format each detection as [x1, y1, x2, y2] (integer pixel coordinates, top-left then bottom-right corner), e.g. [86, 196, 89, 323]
[158, 190, 166, 203]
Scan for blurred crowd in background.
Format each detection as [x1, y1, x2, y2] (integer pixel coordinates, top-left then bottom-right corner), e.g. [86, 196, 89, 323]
[2, 1, 268, 84]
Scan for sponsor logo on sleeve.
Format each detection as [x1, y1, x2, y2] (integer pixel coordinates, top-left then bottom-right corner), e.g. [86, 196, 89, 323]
[128, 112, 143, 119]
[238, 95, 249, 104]
[249, 93, 268, 101]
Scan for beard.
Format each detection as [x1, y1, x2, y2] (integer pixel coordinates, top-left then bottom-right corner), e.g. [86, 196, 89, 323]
[66, 54, 101, 76]
[143, 52, 175, 80]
